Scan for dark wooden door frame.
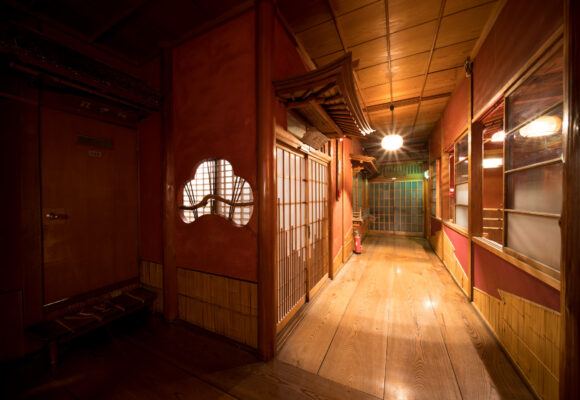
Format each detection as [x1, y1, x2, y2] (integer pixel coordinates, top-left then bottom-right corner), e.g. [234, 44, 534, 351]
[560, 1, 580, 398]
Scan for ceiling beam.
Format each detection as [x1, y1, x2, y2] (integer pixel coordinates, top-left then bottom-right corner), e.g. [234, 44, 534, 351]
[409, 0, 447, 136]
[365, 92, 452, 113]
[88, 1, 146, 42]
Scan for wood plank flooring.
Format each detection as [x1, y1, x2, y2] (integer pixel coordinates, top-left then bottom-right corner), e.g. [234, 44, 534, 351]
[278, 235, 535, 400]
[1, 235, 535, 399]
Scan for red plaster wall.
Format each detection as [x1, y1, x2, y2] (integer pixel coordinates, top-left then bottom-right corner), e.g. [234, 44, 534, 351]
[342, 139, 354, 242]
[138, 112, 163, 263]
[172, 11, 258, 282]
[472, 0, 563, 117]
[443, 225, 469, 276]
[442, 78, 468, 150]
[473, 244, 559, 311]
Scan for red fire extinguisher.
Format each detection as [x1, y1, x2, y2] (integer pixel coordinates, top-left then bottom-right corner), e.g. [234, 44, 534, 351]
[354, 231, 362, 254]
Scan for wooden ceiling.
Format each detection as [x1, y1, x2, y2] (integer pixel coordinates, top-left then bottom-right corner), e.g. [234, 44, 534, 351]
[278, 0, 503, 162]
[2, 0, 251, 66]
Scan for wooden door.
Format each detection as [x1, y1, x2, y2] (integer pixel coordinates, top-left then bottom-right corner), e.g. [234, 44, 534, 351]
[41, 107, 139, 306]
[369, 180, 424, 235]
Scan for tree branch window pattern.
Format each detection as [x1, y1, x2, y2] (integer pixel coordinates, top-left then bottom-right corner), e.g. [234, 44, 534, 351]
[180, 159, 253, 226]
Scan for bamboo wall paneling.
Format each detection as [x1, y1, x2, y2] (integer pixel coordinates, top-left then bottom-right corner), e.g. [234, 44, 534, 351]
[473, 288, 561, 400]
[177, 268, 258, 348]
[139, 260, 164, 314]
[442, 230, 470, 296]
[562, 0, 580, 396]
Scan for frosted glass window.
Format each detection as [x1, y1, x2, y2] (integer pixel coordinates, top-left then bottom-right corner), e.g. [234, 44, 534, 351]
[455, 182, 468, 206]
[507, 105, 563, 170]
[507, 50, 563, 130]
[507, 163, 562, 214]
[456, 205, 468, 229]
[507, 213, 561, 270]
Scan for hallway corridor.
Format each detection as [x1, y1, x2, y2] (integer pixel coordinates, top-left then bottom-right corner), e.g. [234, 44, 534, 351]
[278, 235, 535, 399]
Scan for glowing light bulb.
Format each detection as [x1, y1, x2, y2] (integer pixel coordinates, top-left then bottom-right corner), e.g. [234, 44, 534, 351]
[483, 158, 503, 168]
[520, 116, 561, 137]
[491, 130, 505, 142]
[381, 134, 403, 151]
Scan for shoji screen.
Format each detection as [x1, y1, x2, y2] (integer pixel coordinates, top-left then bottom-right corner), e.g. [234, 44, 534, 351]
[276, 147, 307, 324]
[308, 158, 329, 291]
[369, 180, 424, 235]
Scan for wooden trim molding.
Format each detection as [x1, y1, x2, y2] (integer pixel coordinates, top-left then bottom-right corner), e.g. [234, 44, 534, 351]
[161, 48, 177, 321]
[561, 1, 580, 396]
[442, 219, 469, 237]
[256, 0, 276, 361]
[472, 237, 560, 290]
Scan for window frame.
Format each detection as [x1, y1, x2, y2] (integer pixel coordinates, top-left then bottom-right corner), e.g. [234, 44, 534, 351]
[500, 41, 564, 277]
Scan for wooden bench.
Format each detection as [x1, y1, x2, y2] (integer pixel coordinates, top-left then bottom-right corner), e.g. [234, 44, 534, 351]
[27, 287, 156, 367]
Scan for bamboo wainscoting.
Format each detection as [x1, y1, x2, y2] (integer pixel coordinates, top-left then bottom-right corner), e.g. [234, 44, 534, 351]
[473, 288, 560, 400]
[177, 267, 258, 348]
[139, 260, 164, 314]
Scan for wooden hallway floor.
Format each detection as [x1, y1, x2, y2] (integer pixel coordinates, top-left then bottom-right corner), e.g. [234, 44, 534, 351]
[278, 234, 536, 399]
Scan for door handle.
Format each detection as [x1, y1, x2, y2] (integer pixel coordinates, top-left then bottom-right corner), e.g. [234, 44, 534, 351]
[45, 212, 67, 220]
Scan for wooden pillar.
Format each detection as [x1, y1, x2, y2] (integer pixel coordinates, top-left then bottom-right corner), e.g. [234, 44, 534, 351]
[256, 0, 276, 360]
[162, 48, 177, 321]
[560, 0, 580, 397]
[328, 140, 335, 279]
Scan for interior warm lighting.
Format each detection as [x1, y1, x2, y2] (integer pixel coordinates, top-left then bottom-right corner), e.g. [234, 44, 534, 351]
[424, 170, 429, 179]
[519, 115, 562, 137]
[381, 134, 403, 151]
[491, 130, 505, 142]
[483, 157, 503, 168]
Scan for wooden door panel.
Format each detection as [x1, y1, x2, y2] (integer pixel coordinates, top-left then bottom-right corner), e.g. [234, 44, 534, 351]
[41, 107, 138, 305]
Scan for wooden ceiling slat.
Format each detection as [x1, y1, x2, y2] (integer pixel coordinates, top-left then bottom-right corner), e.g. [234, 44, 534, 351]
[389, 21, 436, 60]
[361, 83, 390, 105]
[357, 63, 389, 88]
[331, 0, 379, 16]
[349, 37, 389, 69]
[390, 52, 430, 81]
[443, 0, 494, 16]
[435, 2, 496, 48]
[314, 50, 346, 68]
[337, 1, 386, 48]
[422, 67, 464, 97]
[277, 0, 333, 33]
[388, 0, 441, 34]
[296, 20, 343, 59]
[392, 76, 424, 101]
[430, 39, 477, 72]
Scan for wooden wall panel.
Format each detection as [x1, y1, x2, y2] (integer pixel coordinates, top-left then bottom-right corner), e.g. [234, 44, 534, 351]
[442, 77, 469, 149]
[472, 0, 563, 117]
[177, 268, 258, 348]
[442, 230, 470, 295]
[473, 288, 560, 400]
[139, 260, 164, 314]
[429, 229, 443, 260]
[342, 226, 354, 264]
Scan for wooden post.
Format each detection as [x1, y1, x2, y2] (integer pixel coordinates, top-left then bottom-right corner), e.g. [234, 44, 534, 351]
[328, 140, 335, 279]
[161, 47, 177, 321]
[560, 0, 580, 397]
[256, 0, 276, 360]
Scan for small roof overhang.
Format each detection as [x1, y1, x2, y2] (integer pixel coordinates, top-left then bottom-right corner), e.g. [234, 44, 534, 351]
[273, 53, 374, 139]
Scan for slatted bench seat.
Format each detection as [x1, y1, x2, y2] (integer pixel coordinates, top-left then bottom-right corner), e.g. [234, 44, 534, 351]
[27, 287, 156, 367]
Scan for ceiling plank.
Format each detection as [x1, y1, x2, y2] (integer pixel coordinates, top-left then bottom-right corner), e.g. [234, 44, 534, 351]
[88, 1, 146, 42]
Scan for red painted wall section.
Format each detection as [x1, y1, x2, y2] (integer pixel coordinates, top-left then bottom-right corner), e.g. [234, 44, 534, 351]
[138, 112, 163, 263]
[473, 0, 563, 117]
[430, 217, 442, 237]
[172, 11, 258, 282]
[272, 18, 309, 128]
[442, 77, 468, 150]
[473, 244, 559, 311]
[342, 139, 354, 244]
[443, 225, 469, 276]
[429, 121, 442, 161]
